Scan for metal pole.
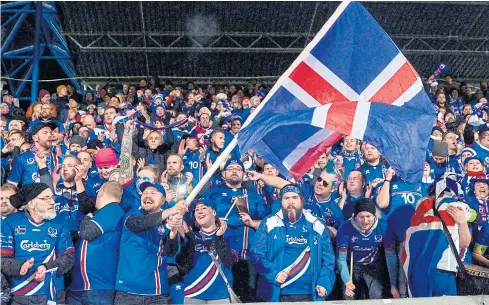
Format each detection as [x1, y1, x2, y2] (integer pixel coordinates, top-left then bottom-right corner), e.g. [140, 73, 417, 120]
[30, 1, 43, 104]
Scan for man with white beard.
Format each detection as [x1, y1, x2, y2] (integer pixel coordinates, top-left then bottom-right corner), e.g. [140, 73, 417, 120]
[1, 183, 75, 305]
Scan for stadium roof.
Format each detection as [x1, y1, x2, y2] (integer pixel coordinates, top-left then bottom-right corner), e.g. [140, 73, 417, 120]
[57, 1, 489, 84]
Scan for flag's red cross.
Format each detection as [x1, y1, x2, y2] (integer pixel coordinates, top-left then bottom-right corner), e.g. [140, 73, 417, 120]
[287, 53, 418, 179]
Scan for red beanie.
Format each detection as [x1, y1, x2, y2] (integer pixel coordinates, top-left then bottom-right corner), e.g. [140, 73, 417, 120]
[38, 89, 50, 100]
[95, 148, 118, 167]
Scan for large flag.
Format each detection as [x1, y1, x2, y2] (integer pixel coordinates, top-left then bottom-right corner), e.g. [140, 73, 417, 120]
[239, 1, 435, 183]
[401, 196, 448, 297]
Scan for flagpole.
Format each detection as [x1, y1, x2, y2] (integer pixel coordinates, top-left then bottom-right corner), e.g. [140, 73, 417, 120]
[185, 136, 239, 204]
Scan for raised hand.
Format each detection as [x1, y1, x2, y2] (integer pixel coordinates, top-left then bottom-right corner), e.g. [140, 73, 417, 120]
[216, 220, 227, 236]
[185, 172, 194, 186]
[74, 165, 87, 182]
[35, 152, 47, 167]
[160, 170, 168, 184]
[52, 164, 62, 186]
[246, 170, 262, 181]
[205, 153, 213, 170]
[446, 205, 467, 225]
[199, 146, 207, 163]
[137, 158, 146, 171]
[178, 140, 187, 156]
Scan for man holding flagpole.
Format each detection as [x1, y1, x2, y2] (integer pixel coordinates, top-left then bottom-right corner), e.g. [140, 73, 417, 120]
[252, 184, 335, 302]
[203, 158, 267, 302]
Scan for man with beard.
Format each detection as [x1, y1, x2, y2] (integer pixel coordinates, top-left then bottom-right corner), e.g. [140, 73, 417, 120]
[67, 135, 87, 157]
[8, 121, 60, 186]
[204, 159, 267, 302]
[359, 143, 388, 190]
[427, 142, 453, 181]
[337, 199, 399, 300]
[1, 183, 74, 305]
[28, 103, 65, 133]
[53, 156, 92, 243]
[68, 181, 125, 305]
[114, 182, 185, 305]
[119, 162, 159, 212]
[333, 136, 363, 179]
[253, 184, 335, 302]
[162, 154, 194, 204]
[249, 169, 344, 236]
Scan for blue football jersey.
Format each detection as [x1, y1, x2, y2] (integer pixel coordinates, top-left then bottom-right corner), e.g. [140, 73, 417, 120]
[115, 208, 172, 295]
[300, 184, 343, 229]
[7, 148, 59, 186]
[204, 186, 267, 260]
[1, 211, 74, 297]
[337, 218, 393, 265]
[183, 231, 233, 300]
[182, 149, 203, 188]
[54, 184, 85, 232]
[71, 203, 124, 291]
[281, 216, 313, 295]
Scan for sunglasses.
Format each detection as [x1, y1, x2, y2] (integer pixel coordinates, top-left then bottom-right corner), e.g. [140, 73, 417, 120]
[316, 177, 329, 187]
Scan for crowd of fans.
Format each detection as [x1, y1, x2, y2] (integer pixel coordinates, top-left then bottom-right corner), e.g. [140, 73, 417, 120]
[0, 76, 488, 305]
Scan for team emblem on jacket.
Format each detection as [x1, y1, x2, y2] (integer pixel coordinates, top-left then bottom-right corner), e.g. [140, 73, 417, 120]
[48, 227, 58, 238]
[351, 236, 358, 243]
[27, 158, 35, 165]
[374, 235, 383, 242]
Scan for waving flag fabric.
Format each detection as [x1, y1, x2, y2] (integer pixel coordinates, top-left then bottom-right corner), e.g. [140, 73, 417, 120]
[239, 1, 435, 183]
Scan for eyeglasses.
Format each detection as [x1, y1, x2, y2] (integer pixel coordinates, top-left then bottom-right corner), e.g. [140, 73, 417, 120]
[316, 177, 329, 187]
[348, 177, 363, 182]
[37, 196, 55, 203]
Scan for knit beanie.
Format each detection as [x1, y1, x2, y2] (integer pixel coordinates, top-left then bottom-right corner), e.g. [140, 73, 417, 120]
[10, 183, 50, 209]
[95, 147, 118, 167]
[70, 135, 87, 147]
[354, 198, 376, 217]
[38, 89, 50, 100]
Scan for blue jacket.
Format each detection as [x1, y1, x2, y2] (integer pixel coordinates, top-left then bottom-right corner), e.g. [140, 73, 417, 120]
[252, 210, 335, 302]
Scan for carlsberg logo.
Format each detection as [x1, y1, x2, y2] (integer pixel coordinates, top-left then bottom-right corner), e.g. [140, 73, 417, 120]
[285, 235, 307, 245]
[20, 240, 51, 252]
